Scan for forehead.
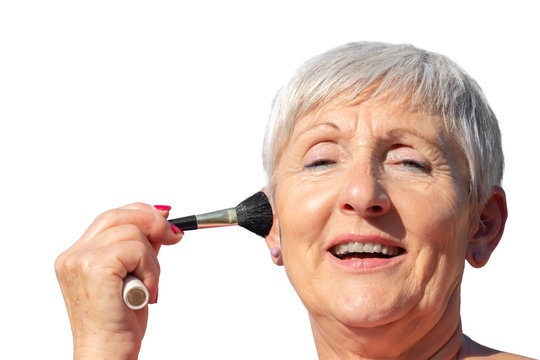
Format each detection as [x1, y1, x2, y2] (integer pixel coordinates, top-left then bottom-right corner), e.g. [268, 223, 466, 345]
[291, 97, 449, 144]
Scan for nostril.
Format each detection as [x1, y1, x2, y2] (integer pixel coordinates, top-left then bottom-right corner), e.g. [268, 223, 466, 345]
[343, 204, 385, 213]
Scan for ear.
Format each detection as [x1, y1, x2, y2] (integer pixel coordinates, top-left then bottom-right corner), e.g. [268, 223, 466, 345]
[466, 186, 508, 268]
[262, 187, 283, 266]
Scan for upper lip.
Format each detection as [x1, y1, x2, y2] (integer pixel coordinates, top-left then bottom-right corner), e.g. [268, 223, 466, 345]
[326, 234, 406, 252]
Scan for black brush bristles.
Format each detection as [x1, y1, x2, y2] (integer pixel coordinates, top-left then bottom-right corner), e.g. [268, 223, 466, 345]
[235, 191, 273, 237]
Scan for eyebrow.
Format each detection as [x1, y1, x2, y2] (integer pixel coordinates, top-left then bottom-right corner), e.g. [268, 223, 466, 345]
[291, 122, 446, 152]
[292, 121, 340, 141]
[387, 128, 443, 150]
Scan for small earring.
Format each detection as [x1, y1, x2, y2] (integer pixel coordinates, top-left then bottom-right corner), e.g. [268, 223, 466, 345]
[271, 247, 281, 258]
[473, 252, 484, 264]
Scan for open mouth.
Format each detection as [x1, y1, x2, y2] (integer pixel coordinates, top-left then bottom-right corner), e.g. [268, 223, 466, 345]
[330, 241, 406, 260]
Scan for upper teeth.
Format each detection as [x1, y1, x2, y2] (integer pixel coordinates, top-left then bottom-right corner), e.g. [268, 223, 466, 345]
[332, 241, 401, 256]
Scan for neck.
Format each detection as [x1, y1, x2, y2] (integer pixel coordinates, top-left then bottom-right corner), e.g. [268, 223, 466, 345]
[310, 288, 464, 360]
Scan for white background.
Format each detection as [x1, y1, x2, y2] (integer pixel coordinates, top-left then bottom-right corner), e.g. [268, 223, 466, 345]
[1, 1, 538, 358]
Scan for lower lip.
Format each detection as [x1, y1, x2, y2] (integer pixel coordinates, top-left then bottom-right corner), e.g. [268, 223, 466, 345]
[326, 251, 405, 272]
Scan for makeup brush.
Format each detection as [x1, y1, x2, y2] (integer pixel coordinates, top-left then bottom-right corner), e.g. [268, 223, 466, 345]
[123, 191, 274, 309]
[169, 191, 273, 236]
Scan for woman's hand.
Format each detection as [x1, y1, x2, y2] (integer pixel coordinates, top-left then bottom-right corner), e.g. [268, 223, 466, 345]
[55, 203, 183, 359]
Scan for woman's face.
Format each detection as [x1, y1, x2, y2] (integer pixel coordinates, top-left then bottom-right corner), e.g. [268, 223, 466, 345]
[273, 98, 474, 328]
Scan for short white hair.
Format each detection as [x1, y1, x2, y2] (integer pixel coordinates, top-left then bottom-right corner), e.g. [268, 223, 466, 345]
[263, 41, 503, 216]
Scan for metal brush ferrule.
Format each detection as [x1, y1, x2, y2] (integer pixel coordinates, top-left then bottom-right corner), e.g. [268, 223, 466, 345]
[196, 208, 238, 228]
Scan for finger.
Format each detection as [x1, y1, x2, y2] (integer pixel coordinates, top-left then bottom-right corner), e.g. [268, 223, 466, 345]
[116, 204, 183, 244]
[95, 223, 161, 270]
[89, 239, 161, 304]
[95, 203, 176, 256]
[89, 223, 155, 249]
[113, 241, 161, 305]
[120, 204, 181, 246]
[122, 203, 171, 219]
[80, 206, 182, 247]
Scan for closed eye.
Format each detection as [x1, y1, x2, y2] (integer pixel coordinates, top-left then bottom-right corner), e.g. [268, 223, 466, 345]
[304, 159, 336, 169]
[386, 144, 431, 173]
[401, 160, 429, 172]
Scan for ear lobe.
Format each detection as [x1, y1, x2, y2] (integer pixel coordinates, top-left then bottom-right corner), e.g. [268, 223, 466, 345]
[262, 187, 283, 266]
[265, 212, 283, 266]
[466, 186, 508, 268]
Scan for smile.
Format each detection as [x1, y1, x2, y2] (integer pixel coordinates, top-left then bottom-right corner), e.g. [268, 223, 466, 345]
[330, 241, 406, 260]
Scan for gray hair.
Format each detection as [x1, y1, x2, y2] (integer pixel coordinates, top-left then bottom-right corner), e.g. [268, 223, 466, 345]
[262, 41, 503, 218]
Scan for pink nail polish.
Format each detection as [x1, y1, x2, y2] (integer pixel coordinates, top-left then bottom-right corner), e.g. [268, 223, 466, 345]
[171, 223, 183, 235]
[154, 205, 171, 211]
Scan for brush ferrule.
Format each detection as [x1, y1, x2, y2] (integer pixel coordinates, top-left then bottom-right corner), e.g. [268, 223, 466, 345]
[196, 208, 238, 228]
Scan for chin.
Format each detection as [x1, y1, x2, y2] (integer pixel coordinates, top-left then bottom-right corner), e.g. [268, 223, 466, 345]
[336, 297, 407, 328]
[310, 283, 417, 329]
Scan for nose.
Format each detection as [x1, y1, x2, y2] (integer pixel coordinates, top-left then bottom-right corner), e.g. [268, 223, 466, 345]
[338, 163, 391, 218]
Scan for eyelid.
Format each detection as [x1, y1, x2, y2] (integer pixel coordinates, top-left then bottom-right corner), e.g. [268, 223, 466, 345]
[387, 144, 422, 159]
[386, 145, 431, 170]
[302, 141, 340, 169]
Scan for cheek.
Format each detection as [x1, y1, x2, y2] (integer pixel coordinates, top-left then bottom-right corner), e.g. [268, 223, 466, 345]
[391, 174, 469, 239]
[276, 178, 334, 246]
[275, 177, 340, 273]
[393, 182, 471, 288]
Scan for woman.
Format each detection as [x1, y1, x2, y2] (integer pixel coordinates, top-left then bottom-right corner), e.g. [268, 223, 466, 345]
[55, 42, 531, 359]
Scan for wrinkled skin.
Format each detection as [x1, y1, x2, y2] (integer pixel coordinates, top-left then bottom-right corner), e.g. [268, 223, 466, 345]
[264, 99, 527, 359]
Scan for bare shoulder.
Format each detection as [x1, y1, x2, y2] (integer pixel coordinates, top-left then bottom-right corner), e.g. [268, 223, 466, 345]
[460, 335, 534, 360]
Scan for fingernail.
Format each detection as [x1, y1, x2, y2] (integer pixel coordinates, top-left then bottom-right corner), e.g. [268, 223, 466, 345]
[171, 223, 183, 235]
[154, 205, 172, 211]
